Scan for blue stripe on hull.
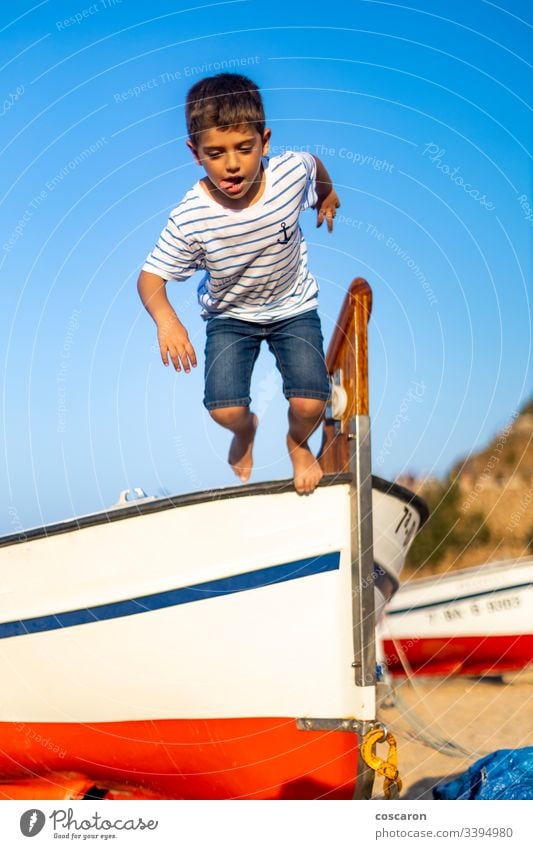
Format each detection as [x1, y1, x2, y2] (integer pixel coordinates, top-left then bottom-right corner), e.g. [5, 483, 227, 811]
[0, 552, 341, 639]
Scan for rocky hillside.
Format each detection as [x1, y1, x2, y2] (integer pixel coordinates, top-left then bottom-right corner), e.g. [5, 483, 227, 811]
[400, 399, 533, 576]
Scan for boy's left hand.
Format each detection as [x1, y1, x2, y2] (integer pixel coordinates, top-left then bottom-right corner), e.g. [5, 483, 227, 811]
[316, 189, 341, 232]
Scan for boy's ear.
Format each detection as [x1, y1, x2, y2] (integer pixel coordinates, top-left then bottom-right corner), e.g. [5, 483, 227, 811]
[261, 129, 272, 157]
[186, 139, 202, 166]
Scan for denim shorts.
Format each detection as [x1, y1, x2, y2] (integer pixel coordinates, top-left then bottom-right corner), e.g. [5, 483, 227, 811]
[203, 309, 331, 410]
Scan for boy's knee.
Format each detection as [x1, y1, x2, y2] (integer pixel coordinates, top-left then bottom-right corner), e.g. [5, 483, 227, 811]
[209, 405, 249, 428]
[289, 397, 326, 420]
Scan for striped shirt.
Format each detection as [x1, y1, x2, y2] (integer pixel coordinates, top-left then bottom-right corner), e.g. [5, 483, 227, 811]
[142, 151, 319, 322]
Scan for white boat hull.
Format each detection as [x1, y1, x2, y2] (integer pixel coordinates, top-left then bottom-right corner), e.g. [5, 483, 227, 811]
[0, 475, 427, 799]
[0, 477, 425, 723]
[380, 557, 533, 676]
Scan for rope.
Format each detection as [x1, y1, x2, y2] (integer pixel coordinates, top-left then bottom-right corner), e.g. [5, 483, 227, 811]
[379, 637, 475, 759]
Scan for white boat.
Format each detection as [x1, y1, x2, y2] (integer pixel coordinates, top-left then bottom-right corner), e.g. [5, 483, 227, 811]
[0, 475, 427, 798]
[0, 279, 428, 800]
[380, 557, 533, 677]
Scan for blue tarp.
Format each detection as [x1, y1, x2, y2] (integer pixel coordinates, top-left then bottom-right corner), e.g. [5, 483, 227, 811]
[433, 748, 533, 800]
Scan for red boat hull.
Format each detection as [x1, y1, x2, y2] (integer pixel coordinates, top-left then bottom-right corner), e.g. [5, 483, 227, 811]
[0, 717, 358, 799]
[383, 633, 533, 677]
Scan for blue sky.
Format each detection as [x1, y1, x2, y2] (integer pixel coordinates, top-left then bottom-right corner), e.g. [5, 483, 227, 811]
[1, 0, 531, 533]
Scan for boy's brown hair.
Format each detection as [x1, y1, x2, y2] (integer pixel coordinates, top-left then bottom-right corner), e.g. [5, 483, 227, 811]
[186, 73, 265, 141]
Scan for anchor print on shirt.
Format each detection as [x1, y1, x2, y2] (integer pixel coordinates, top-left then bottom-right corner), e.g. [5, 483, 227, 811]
[277, 222, 292, 244]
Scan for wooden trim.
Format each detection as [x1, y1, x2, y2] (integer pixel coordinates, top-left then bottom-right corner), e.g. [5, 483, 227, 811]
[318, 278, 373, 474]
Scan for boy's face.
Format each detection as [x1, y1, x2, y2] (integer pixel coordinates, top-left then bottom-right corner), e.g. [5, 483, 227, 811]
[187, 125, 271, 206]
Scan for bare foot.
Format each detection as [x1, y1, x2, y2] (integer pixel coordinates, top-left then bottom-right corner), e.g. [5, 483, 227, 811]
[228, 413, 258, 482]
[287, 433, 324, 494]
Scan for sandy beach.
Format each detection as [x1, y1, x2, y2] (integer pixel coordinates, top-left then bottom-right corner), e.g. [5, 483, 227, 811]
[375, 670, 533, 800]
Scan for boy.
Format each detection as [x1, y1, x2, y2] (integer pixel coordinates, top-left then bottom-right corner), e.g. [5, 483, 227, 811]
[138, 74, 340, 494]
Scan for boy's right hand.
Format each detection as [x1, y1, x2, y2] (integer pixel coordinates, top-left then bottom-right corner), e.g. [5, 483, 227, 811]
[157, 315, 197, 373]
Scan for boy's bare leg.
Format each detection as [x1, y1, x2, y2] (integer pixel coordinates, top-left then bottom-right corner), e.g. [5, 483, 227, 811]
[287, 398, 326, 495]
[209, 406, 258, 482]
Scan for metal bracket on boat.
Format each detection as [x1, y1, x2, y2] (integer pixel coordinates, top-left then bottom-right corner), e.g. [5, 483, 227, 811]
[110, 488, 157, 509]
[296, 717, 366, 734]
[347, 414, 370, 440]
[360, 723, 403, 800]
